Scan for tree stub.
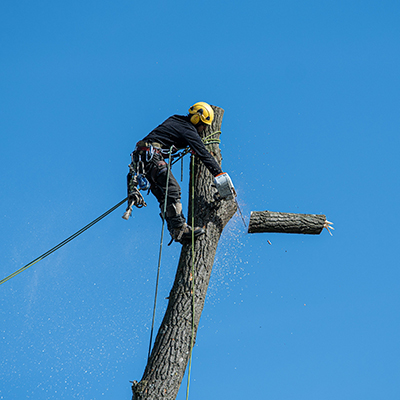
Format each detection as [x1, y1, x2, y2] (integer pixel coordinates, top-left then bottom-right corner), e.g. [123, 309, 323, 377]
[248, 210, 327, 235]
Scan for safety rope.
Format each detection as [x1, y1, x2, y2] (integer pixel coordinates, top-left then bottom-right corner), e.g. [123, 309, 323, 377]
[185, 154, 196, 400]
[1, 132, 222, 284]
[147, 146, 174, 361]
[147, 131, 222, 368]
[0, 198, 127, 286]
[2, 130, 224, 399]
[203, 130, 221, 145]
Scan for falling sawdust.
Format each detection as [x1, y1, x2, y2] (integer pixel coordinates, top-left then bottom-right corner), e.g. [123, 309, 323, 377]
[206, 206, 249, 304]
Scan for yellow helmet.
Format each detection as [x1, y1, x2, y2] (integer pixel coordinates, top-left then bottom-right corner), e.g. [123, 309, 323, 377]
[188, 102, 214, 126]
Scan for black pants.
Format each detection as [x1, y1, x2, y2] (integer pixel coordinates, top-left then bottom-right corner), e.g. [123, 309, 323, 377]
[137, 152, 182, 210]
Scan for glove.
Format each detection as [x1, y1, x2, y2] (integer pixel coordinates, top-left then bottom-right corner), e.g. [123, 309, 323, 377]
[214, 172, 236, 200]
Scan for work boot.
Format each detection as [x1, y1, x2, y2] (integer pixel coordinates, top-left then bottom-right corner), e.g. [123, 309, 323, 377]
[171, 223, 205, 244]
[162, 202, 205, 244]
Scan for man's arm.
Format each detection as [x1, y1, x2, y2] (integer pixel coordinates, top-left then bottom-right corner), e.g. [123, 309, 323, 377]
[184, 128, 223, 176]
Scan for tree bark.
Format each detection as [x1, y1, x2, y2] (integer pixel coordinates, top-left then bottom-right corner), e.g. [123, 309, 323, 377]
[248, 210, 326, 235]
[131, 106, 237, 400]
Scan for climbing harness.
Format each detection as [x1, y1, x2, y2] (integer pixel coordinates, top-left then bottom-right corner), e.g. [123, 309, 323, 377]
[0, 198, 127, 286]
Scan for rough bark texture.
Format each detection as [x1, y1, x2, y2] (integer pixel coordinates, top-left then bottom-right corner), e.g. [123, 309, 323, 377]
[248, 210, 326, 235]
[131, 106, 237, 400]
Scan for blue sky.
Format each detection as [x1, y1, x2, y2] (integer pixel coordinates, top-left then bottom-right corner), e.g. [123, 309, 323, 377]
[1, 1, 400, 399]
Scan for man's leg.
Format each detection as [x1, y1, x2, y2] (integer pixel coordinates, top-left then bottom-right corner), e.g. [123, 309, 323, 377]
[148, 155, 204, 243]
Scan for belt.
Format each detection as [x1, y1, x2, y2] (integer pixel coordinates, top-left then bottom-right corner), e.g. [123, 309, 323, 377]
[136, 140, 162, 149]
[136, 146, 162, 154]
[136, 140, 162, 154]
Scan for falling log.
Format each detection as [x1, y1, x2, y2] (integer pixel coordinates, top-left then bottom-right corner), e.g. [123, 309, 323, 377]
[248, 210, 330, 235]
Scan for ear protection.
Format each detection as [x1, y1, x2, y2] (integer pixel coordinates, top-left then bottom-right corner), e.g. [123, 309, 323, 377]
[190, 113, 201, 125]
[189, 106, 203, 125]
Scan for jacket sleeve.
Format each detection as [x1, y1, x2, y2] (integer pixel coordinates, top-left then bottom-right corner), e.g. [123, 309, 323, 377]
[183, 128, 223, 177]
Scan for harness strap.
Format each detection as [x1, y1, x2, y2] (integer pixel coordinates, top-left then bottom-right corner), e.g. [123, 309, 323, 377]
[136, 146, 162, 154]
[136, 140, 162, 149]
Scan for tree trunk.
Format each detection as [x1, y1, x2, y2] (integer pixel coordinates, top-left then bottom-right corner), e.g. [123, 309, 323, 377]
[131, 106, 237, 400]
[248, 210, 326, 235]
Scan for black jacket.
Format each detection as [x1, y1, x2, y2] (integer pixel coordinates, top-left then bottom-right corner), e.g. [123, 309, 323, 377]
[142, 115, 223, 177]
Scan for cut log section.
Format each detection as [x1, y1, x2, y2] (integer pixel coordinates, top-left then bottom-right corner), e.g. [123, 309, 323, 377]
[248, 210, 332, 235]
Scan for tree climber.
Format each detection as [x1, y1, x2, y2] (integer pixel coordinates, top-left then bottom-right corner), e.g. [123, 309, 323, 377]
[128, 102, 235, 244]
